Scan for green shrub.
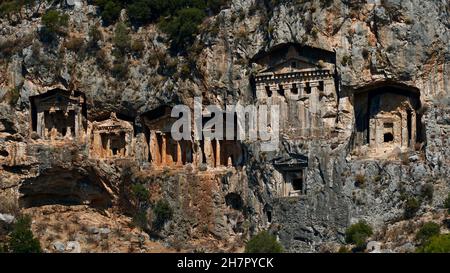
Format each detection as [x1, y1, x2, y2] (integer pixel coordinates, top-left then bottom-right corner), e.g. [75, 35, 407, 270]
[416, 222, 440, 244]
[420, 183, 434, 202]
[404, 197, 420, 219]
[7, 215, 41, 253]
[42, 9, 69, 34]
[159, 7, 205, 53]
[152, 199, 173, 231]
[245, 231, 283, 253]
[132, 209, 148, 231]
[0, 1, 21, 19]
[40, 9, 69, 42]
[417, 234, 450, 253]
[444, 193, 450, 213]
[95, 0, 123, 25]
[345, 221, 373, 250]
[131, 183, 149, 204]
[88, 25, 103, 50]
[127, 0, 158, 24]
[113, 22, 131, 54]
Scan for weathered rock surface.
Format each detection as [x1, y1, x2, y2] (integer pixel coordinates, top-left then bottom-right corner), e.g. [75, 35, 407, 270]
[0, 0, 449, 252]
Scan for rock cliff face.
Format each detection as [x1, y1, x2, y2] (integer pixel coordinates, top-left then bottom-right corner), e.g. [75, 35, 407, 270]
[0, 0, 449, 252]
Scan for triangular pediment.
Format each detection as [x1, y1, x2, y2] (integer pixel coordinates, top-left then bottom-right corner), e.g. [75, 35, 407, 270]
[258, 57, 319, 74]
[38, 92, 78, 105]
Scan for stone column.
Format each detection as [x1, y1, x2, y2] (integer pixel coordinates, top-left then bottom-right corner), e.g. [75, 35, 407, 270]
[411, 112, 416, 149]
[256, 83, 267, 99]
[369, 118, 377, 148]
[74, 109, 80, 141]
[176, 141, 182, 166]
[309, 82, 320, 130]
[282, 83, 293, 99]
[204, 138, 214, 168]
[37, 111, 44, 138]
[401, 112, 409, 148]
[106, 137, 111, 157]
[268, 84, 279, 97]
[161, 133, 167, 166]
[215, 140, 221, 167]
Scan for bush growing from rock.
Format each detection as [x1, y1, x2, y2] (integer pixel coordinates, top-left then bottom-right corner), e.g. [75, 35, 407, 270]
[416, 222, 440, 244]
[159, 8, 205, 53]
[131, 183, 149, 204]
[7, 215, 41, 253]
[152, 199, 173, 231]
[417, 234, 450, 253]
[420, 183, 433, 202]
[41, 9, 69, 34]
[113, 22, 131, 54]
[444, 193, 450, 213]
[95, 0, 123, 25]
[404, 197, 420, 219]
[345, 221, 373, 250]
[132, 209, 148, 231]
[245, 231, 283, 253]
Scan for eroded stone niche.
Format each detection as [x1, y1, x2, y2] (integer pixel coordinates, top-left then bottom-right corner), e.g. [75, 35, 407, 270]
[140, 106, 244, 169]
[252, 43, 338, 139]
[19, 167, 111, 209]
[30, 89, 86, 142]
[200, 113, 244, 168]
[141, 106, 195, 168]
[273, 154, 308, 198]
[90, 112, 134, 159]
[353, 84, 422, 156]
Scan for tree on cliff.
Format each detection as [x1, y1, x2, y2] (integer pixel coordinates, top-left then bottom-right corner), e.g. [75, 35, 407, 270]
[7, 215, 42, 253]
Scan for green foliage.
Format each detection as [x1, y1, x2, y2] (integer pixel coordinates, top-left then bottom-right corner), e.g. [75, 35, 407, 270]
[444, 193, 450, 213]
[420, 183, 433, 202]
[132, 209, 148, 231]
[95, 0, 123, 25]
[245, 231, 283, 253]
[345, 221, 373, 250]
[127, 0, 158, 24]
[417, 234, 450, 253]
[40, 9, 69, 42]
[92, 0, 227, 53]
[113, 22, 130, 54]
[404, 197, 420, 219]
[159, 8, 205, 53]
[0, 0, 22, 18]
[7, 215, 41, 253]
[152, 199, 173, 231]
[87, 25, 103, 50]
[416, 222, 440, 244]
[131, 183, 149, 204]
[42, 9, 69, 34]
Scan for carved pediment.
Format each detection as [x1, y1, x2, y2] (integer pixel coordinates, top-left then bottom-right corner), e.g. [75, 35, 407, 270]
[93, 113, 133, 132]
[258, 57, 320, 75]
[273, 153, 308, 171]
